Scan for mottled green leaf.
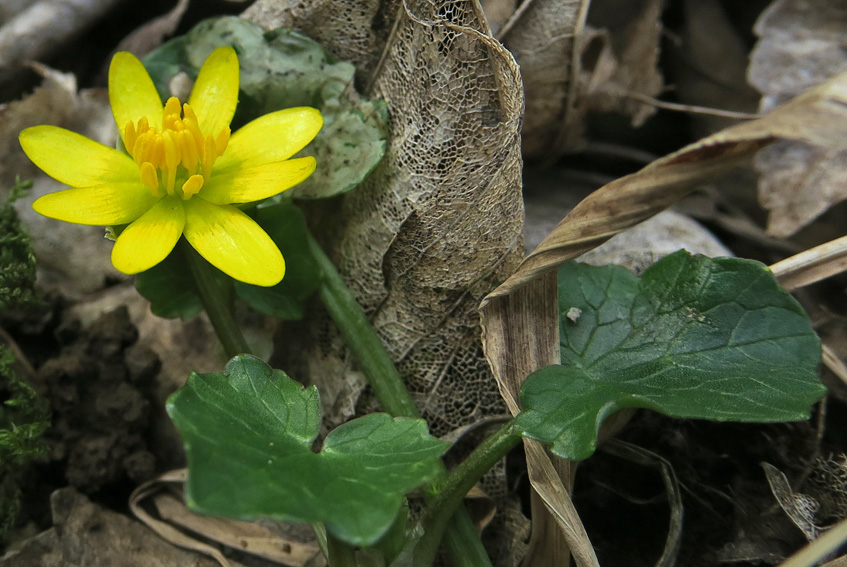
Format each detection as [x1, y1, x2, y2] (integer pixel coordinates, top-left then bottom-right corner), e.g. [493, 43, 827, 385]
[167, 356, 448, 545]
[144, 16, 387, 199]
[517, 251, 825, 460]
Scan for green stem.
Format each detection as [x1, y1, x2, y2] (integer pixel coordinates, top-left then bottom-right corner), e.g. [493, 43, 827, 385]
[441, 508, 494, 567]
[307, 233, 419, 418]
[416, 421, 522, 567]
[327, 532, 358, 567]
[308, 233, 493, 566]
[183, 241, 251, 358]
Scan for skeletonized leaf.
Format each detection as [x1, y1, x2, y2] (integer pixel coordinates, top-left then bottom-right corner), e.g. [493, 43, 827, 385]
[244, 5, 528, 563]
[167, 355, 448, 546]
[246, 2, 525, 442]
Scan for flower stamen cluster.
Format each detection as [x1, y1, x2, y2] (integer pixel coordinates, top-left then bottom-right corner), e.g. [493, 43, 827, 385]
[127, 97, 231, 200]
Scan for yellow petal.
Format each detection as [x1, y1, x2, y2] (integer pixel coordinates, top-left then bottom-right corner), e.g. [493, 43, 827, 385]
[20, 126, 139, 187]
[109, 52, 163, 146]
[201, 157, 316, 204]
[183, 198, 284, 286]
[32, 183, 159, 225]
[214, 107, 323, 173]
[188, 46, 239, 138]
[111, 195, 185, 274]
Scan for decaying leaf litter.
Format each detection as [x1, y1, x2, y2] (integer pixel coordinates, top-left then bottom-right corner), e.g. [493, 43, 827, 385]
[1, 1, 847, 566]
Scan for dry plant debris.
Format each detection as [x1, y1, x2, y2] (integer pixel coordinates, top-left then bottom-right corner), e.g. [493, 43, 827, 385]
[749, 0, 847, 237]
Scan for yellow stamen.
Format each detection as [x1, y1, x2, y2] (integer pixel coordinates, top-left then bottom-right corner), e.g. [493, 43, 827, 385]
[180, 129, 198, 170]
[140, 162, 160, 196]
[124, 122, 137, 154]
[162, 131, 179, 194]
[124, 99, 230, 201]
[182, 104, 204, 150]
[132, 132, 151, 166]
[163, 97, 181, 129]
[151, 135, 164, 169]
[181, 174, 204, 199]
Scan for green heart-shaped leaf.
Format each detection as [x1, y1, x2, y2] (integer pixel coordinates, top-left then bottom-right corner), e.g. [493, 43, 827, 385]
[517, 251, 825, 460]
[167, 355, 448, 545]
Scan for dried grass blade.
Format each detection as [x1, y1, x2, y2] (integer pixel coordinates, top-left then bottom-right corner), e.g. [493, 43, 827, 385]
[770, 234, 847, 291]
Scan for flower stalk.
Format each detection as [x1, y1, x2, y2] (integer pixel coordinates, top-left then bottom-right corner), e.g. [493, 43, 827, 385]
[417, 420, 522, 567]
[183, 241, 250, 358]
[307, 232, 420, 419]
[308, 232, 496, 566]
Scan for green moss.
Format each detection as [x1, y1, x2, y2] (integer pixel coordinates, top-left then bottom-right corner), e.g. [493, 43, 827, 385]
[0, 177, 48, 537]
[0, 178, 39, 311]
[0, 346, 49, 535]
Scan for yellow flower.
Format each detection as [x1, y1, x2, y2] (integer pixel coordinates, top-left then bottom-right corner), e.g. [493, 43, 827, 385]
[19, 46, 322, 287]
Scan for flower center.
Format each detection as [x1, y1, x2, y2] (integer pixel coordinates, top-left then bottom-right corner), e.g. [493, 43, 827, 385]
[123, 97, 230, 200]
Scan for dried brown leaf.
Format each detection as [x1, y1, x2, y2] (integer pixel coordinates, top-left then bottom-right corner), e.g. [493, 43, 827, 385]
[749, 0, 847, 236]
[112, 0, 190, 58]
[488, 0, 662, 158]
[820, 554, 847, 567]
[481, 70, 847, 567]
[672, 0, 760, 135]
[479, 271, 599, 567]
[130, 470, 232, 567]
[778, 518, 847, 567]
[155, 493, 321, 565]
[770, 234, 847, 291]
[490, 70, 847, 296]
[497, 0, 589, 156]
[583, 0, 663, 125]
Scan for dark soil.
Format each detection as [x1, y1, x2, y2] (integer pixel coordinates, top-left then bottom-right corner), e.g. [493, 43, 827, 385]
[573, 412, 822, 566]
[6, 305, 162, 535]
